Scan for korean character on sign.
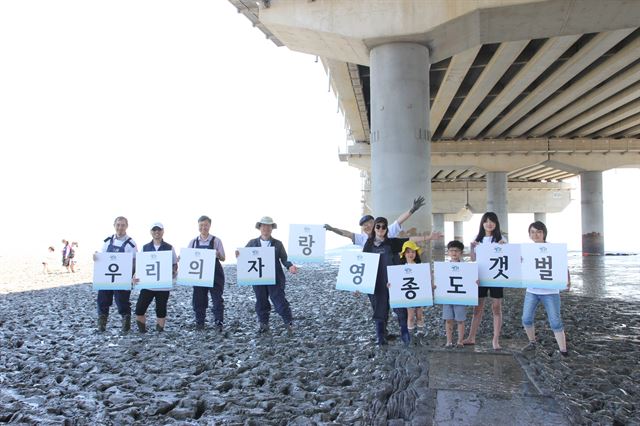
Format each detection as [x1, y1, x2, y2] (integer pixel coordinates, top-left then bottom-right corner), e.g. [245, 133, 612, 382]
[105, 263, 122, 283]
[350, 263, 365, 285]
[298, 234, 315, 256]
[189, 258, 204, 280]
[535, 255, 553, 280]
[145, 261, 161, 282]
[249, 256, 265, 278]
[447, 276, 466, 294]
[401, 276, 420, 299]
[489, 255, 509, 279]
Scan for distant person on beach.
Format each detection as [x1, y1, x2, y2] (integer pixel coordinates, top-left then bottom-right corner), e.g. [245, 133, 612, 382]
[94, 216, 138, 332]
[463, 212, 507, 350]
[238, 216, 298, 335]
[61, 239, 72, 272]
[42, 246, 55, 274]
[187, 215, 226, 332]
[364, 216, 441, 346]
[437, 240, 477, 348]
[69, 241, 78, 273]
[134, 223, 177, 333]
[521, 221, 570, 357]
[324, 196, 426, 246]
[398, 240, 429, 334]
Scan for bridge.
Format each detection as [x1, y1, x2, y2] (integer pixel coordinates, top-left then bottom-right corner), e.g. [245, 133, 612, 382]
[229, 0, 640, 254]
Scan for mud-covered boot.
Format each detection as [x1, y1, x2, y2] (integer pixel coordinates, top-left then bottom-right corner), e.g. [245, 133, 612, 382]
[122, 315, 131, 333]
[400, 325, 411, 346]
[136, 320, 146, 333]
[376, 321, 387, 346]
[97, 315, 108, 332]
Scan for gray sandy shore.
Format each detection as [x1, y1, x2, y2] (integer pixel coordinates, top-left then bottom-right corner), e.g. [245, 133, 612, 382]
[0, 259, 638, 425]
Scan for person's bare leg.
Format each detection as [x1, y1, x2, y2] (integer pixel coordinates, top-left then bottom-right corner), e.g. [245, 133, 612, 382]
[553, 330, 567, 352]
[463, 298, 485, 344]
[491, 298, 503, 350]
[445, 320, 454, 346]
[456, 321, 465, 346]
[416, 307, 425, 328]
[407, 308, 416, 330]
[524, 325, 536, 342]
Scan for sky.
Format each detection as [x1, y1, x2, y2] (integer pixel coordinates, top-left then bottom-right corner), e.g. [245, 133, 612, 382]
[1, 1, 639, 258]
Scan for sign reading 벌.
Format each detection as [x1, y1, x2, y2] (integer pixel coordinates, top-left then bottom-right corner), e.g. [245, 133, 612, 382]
[335, 251, 379, 294]
[433, 262, 478, 306]
[387, 263, 433, 308]
[93, 252, 134, 291]
[521, 243, 568, 289]
[135, 251, 173, 290]
[177, 248, 216, 288]
[288, 224, 325, 263]
[475, 243, 522, 288]
[237, 247, 276, 286]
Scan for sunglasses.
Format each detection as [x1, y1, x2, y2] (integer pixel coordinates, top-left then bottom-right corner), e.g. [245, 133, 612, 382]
[375, 224, 387, 230]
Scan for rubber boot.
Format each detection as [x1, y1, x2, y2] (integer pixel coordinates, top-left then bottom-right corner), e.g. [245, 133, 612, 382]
[400, 325, 411, 346]
[122, 315, 131, 333]
[156, 324, 164, 332]
[376, 321, 387, 346]
[136, 320, 146, 333]
[98, 315, 108, 332]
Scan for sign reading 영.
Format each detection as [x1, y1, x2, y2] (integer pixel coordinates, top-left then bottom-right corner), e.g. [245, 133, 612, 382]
[336, 251, 379, 294]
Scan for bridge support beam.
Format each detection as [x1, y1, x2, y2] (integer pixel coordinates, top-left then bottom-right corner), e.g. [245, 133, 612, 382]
[433, 213, 445, 260]
[370, 43, 431, 235]
[486, 172, 509, 239]
[581, 171, 605, 255]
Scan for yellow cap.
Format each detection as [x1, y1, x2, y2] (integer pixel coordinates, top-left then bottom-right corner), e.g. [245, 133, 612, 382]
[400, 240, 422, 258]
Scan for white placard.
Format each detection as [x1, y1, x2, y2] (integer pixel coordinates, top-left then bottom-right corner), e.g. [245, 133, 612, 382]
[93, 252, 133, 291]
[433, 262, 479, 306]
[521, 243, 568, 289]
[335, 251, 379, 294]
[237, 247, 276, 286]
[476, 243, 522, 288]
[387, 263, 434, 308]
[135, 251, 173, 290]
[177, 248, 217, 288]
[288, 224, 325, 263]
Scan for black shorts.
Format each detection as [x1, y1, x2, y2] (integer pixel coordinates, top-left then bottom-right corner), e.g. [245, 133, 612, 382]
[478, 286, 503, 299]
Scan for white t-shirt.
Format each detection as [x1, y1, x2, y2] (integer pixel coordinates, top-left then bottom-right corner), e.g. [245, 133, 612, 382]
[353, 220, 402, 247]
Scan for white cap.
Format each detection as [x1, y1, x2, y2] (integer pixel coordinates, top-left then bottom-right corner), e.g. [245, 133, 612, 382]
[151, 222, 164, 230]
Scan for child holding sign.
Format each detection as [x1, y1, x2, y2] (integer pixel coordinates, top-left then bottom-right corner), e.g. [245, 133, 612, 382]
[521, 221, 570, 357]
[399, 241, 428, 333]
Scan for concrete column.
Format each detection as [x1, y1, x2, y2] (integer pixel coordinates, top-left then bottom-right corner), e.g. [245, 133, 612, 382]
[486, 172, 509, 239]
[361, 170, 372, 215]
[370, 43, 430, 236]
[454, 221, 464, 242]
[580, 171, 604, 255]
[432, 213, 445, 259]
[534, 212, 547, 224]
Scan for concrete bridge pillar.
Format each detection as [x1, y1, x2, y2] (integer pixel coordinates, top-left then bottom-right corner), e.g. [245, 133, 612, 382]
[580, 171, 604, 255]
[454, 221, 464, 243]
[486, 172, 509, 240]
[432, 213, 445, 259]
[534, 212, 547, 224]
[370, 43, 430, 235]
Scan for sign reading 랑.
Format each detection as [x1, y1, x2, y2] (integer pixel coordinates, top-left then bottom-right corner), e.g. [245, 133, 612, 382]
[288, 224, 325, 263]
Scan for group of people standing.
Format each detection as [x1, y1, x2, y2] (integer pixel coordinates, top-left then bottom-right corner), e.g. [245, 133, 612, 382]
[42, 240, 78, 274]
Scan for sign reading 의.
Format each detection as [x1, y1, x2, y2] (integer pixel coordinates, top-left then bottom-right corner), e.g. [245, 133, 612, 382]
[135, 251, 173, 290]
[521, 243, 568, 289]
[476, 243, 522, 288]
[93, 252, 133, 291]
[433, 262, 479, 306]
[387, 263, 433, 308]
[288, 224, 325, 263]
[336, 251, 379, 294]
[177, 248, 216, 288]
[237, 247, 276, 286]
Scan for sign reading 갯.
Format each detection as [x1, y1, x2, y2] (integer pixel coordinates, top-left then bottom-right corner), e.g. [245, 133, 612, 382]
[520, 243, 568, 289]
[237, 247, 276, 286]
[387, 263, 434, 308]
[135, 251, 174, 290]
[177, 248, 216, 288]
[93, 252, 134, 291]
[433, 262, 479, 306]
[475, 244, 522, 288]
[336, 251, 379, 294]
[288, 224, 325, 264]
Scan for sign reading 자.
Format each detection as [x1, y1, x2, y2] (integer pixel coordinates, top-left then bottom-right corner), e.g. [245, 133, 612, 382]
[236, 247, 276, 286]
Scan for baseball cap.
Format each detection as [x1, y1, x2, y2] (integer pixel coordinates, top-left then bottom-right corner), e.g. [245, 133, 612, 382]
[151, 222, 164, 230]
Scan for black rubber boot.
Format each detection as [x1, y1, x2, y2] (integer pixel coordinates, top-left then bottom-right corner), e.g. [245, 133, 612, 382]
[400, 325, 411, 346]
[156, 324, 164, 332]
[122, 315, 131, 333]
[98, 315, 108, 332]
[376, 321, 387, 346]
[136, 320, 146, 333]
